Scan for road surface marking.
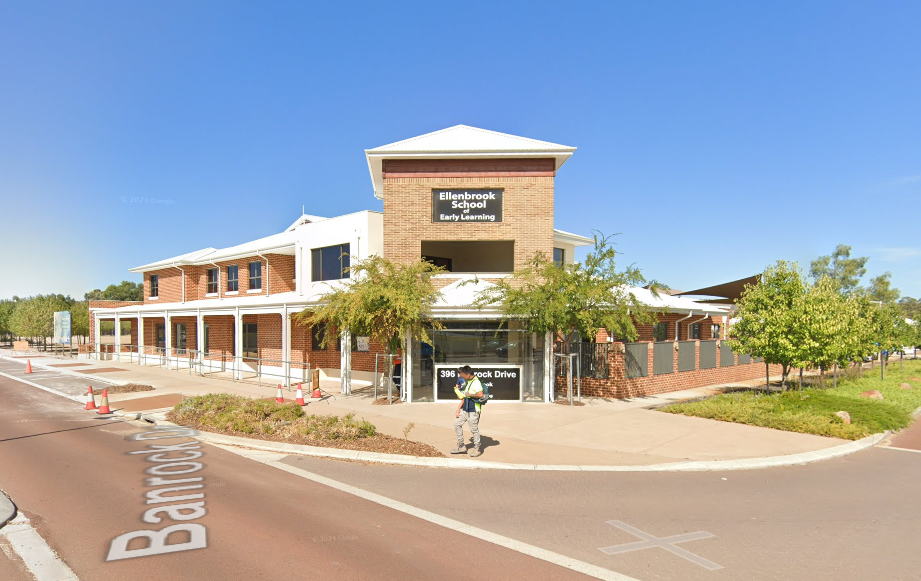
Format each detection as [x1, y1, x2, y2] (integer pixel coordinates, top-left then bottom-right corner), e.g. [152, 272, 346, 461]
[210, 443, 642, 581]
[881, 446, 921, 454]
[599, 520, 723, 571]
[0, 514, 79, 581]
[0, 371, 83, 403]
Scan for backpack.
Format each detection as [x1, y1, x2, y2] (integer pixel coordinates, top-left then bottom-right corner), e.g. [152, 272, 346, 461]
[474, 380, 492, 405]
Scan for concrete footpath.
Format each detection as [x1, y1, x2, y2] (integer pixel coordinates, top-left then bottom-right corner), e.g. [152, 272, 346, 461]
[0, 352, 850, 467]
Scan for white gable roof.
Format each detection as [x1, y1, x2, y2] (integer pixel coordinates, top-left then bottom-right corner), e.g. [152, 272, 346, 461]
[432, 277, 497, 309]
[365, 125, 576, 199]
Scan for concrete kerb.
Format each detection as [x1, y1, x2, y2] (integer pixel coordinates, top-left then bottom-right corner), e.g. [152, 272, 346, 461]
[150, 420, 888, 472]
[0, 491, 15, 528]
[0, 354, 130, 387]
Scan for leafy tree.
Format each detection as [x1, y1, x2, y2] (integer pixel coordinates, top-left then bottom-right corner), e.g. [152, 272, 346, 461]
[71, 301, 89, 342]
[897, 296, 921, 321]
[471, 233, 658, 344]
[809, 244, 868, 295]
[728, 261, 808, 389]
[8, 295, 73, 342]
[867, 272, 900, 304]
[800, 277, 850, 372]
[85, 281, 143, 302]
[0, 299, 17, 337]
[294, 255, 445, 354]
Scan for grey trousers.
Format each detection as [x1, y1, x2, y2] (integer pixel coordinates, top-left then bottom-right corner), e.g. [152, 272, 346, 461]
[454, 410, 481, 449]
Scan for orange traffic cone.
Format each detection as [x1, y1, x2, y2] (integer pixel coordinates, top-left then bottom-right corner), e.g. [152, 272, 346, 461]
[311, 385, 321, 399]
[84, 387, 97, 410]
[25, 360, 33, 374]
[97, 389, 111, 414]
[295, 383, 306, 405]
[275, 385, 285, 404]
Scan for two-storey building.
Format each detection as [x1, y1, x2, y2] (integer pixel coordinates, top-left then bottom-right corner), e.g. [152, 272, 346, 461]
[91, 125, 770, 403]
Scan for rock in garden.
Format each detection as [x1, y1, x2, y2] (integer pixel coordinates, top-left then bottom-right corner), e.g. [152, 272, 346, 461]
[835, 411, 851, 424]
[900, 383, 912, 390]
[858, 390, 884, 400]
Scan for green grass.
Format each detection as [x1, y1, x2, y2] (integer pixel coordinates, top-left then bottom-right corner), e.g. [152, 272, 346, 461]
[168, 394, 377, 441]
[660, 360, 921, 439]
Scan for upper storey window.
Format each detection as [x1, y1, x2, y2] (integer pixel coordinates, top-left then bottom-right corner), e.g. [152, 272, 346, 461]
[312, 244, 350, 281]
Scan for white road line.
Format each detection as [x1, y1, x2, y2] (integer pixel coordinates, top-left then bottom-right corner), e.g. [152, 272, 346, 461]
[211, 444, 642, 581]
[881, 446, 921, 454]
[0, 514, 79, 581]
[0, 371, 83, 403]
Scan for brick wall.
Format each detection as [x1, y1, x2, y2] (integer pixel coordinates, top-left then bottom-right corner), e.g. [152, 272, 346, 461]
[141, 316, 165, 354]
[143, 254, 295, 304]
[381, 159, 555, 281]
[202, 315, 234, 360]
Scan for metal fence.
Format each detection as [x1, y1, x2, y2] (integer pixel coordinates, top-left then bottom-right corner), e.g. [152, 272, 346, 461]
[653, 342, 673, 375]
[720, 343, 735, 366]
[554, 342, 611, 379]
[88, 343, 312, 388]
[699, 340, 717, 369]
[677, 341, 696, 372]
[624, 342, 648, 378]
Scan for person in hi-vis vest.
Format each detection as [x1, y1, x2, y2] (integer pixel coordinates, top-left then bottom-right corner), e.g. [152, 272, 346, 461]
[452, 365, 483, 457]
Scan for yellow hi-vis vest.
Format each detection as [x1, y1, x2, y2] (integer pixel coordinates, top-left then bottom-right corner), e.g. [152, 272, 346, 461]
[454, 376, 484, 413]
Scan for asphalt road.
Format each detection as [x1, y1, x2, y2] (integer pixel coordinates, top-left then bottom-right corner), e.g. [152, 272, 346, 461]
[0, 376, 596, 581]
[1, 364, 920, 581]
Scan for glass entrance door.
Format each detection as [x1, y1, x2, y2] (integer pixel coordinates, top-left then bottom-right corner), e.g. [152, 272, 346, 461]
[411, 320, 545, 402]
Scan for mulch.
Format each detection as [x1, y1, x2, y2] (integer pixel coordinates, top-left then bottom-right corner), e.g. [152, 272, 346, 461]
[93, 383, 155, 394]
[371, 398, 404, 405]
[168, 415, 444, 458]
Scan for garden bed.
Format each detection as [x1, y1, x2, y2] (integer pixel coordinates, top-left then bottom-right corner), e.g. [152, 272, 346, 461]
[660, 361, 921, 439]
[167, 394, 443, 457]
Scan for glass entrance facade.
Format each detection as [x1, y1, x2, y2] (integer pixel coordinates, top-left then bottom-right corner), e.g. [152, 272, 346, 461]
[411, 320, 545, 402]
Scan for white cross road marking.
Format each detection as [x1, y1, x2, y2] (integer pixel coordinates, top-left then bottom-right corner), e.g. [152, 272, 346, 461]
[599, 520, 724, 571]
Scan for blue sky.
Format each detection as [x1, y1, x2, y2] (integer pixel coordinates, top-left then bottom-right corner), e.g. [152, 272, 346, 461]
[1, 0, 919, 299]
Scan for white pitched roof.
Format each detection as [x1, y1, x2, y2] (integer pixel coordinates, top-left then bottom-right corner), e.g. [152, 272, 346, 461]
[365, 125, 576, 199]
[368, 125, 575, 154]
[553, 229, 594, 247]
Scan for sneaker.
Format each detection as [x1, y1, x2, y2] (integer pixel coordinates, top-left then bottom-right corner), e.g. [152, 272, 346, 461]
[469, 448, 482, 458]
[450, 445, 467, 454]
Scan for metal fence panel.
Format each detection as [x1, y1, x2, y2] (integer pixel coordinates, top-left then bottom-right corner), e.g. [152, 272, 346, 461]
[555, 342, 611, 379]
[625, 343, 648, 378]
[737, 353, 752, 365]
[720, 344, 735, 366]
[678, 341, 696, 372]
[699, 340, 717, 369]
[653, 342, 674, 375]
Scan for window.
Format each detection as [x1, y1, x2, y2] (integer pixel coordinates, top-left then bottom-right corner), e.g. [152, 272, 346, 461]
[203, 322, 210, 353]
[249, 261, 262, 290]
[653, 322, 669, 342]
[206, 268, 218, 294]
[155, 324, 165, 348]
[711, 324, 721, 339]
[227, 265, 238, 292]
[150, 275, 159, 298]
[311, 244, 350, 281]
[690, 323, 701, 340]
[174, 323, 187, 350]
[312, 324, 326, 351]
[553, 247, 565, 267]
[423, 256, 453, 271]
[243, 323, 258, 358]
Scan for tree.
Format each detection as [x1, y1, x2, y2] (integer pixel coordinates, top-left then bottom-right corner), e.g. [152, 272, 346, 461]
[71, 301, 89, 342]
[85, 281, 142, 302]
[897, 296, 921, 321]
[0, 299, 17, 337]
[294, 255, 445, 354]
[728, 261, 808, 389]
[470, 233, 658, 345]
[809, 244, 868, 295]
[800, 277, 850, 374]
[8, 295, 73, 343]
[867, 272, 900, 304]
